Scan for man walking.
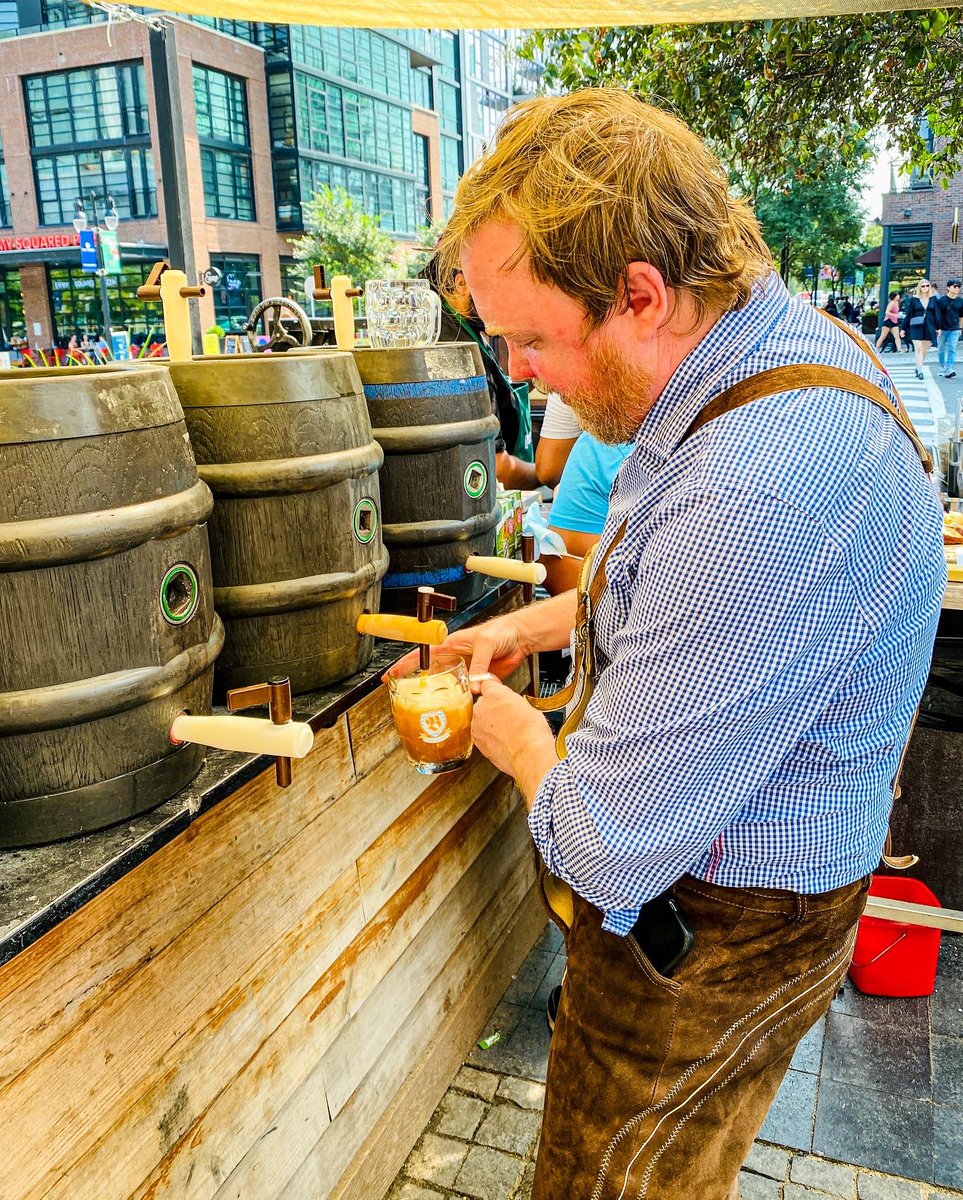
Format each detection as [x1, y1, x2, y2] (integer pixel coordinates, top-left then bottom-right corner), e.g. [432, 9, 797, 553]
[433, 89, 945, 1200]
[938, 278, 963, 378]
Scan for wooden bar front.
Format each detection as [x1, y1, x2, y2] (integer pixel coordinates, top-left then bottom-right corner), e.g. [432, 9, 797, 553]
[0, 680, 544, 1199]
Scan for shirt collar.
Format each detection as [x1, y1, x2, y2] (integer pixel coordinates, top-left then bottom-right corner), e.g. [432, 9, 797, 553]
[634, 272, 791, 465]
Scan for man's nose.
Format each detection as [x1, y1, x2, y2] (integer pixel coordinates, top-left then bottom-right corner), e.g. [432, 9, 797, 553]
[507, 344, 535, 381]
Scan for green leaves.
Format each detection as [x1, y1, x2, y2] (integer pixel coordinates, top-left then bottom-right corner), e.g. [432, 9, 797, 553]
[290, 186, 399, 286]
[519, 11, 963, 190]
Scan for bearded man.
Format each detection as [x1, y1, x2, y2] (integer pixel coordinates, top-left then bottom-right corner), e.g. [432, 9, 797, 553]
[431, 89, 945, 1200]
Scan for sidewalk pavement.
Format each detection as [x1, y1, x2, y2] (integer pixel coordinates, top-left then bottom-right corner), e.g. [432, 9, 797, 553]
[389, 922, 963, 1200]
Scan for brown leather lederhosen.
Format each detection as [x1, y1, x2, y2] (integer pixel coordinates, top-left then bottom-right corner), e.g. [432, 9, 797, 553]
[527, 314, 932, 930]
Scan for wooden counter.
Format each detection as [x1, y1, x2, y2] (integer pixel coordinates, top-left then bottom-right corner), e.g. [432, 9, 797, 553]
[0, 589, 545, 1200]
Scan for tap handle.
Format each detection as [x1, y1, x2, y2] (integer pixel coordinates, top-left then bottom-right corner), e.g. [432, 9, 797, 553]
[224, 676, 298, 787]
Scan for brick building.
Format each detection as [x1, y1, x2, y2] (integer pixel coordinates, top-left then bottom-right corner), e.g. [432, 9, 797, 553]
[0, 5, 539, 352]
[0, 14, 283, 348]
[879, 138, 963, 299]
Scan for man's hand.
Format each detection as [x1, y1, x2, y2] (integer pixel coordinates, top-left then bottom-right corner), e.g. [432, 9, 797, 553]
[473, 678, 559, 807]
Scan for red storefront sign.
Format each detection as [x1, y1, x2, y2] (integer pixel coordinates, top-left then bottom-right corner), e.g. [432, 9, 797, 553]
[0, 233, 81, 252]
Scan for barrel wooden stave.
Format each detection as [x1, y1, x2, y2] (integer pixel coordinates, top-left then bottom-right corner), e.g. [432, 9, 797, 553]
[0, 366, 218, 846]
[355, 344, 499, 610]
[167, 354, 386, 696]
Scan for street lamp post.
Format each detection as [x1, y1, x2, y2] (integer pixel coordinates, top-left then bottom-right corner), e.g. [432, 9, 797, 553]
[72, 194, 119, 340]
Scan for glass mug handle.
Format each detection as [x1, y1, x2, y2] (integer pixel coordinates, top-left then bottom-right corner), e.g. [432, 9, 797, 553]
[427, 291, 442, 346]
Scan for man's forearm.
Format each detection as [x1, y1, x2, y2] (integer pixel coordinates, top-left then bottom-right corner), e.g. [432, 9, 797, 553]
[514, 589, 578, 655]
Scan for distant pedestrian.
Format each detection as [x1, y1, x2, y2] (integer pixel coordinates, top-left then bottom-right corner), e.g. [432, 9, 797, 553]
[937, 279, 963, 379]
[824, 296, 840, 317]
[841, 297, 855, 324]
[876, 291, 906, 354]
[904, 280, 939, 380]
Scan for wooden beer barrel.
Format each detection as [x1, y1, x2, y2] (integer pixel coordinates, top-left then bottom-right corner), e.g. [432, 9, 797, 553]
[0, 365, 222, 847]
[353, 344, 500, 608]
[166, 353, 387, 696]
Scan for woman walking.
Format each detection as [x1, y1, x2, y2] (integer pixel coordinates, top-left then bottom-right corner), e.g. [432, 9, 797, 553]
[904, 280, 939, 379]
[876, 291, 907, 354]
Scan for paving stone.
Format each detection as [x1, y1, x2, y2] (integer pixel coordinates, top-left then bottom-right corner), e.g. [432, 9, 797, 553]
[454, 1145, 526, 1200]
[790, 1155, 857, 1196]
[857, 1173, 925, 1199]
[785, 1186, 837, 1199]
[515, 1161, 536, 1200]
[503, 949, 555, 1006]
[739, 1170, 783, 1199]
[435, 1091, 488, 1140]
[475, 1103, 541, 1157]
[405, 1132, 470, 1188]
[496, 1076, 546, 1111]
[454, 1066, 501, 1102]
[759, 1068, 818, 1152]
[745, 1142, 791, 1181]
[388, 1184, 447, 1200]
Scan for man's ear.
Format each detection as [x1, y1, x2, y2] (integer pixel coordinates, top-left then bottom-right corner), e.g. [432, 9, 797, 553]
[624, 262, 671, 338]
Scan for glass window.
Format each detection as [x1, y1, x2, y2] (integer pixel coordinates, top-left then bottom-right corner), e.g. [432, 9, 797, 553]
[193, 65, 255, 221]
[279, 257, 303, 300]
[40, 0, 97, 27]
[25, 62, 149, 147]
[48, 263, 164, 343]
[302, 157, 418, 238]
[208, 253, 262, 329]
[273, 156, 301, 228]
[0, 269, 25, 349]
[25, 62, 154, 225]
[294, 73, 414, 175]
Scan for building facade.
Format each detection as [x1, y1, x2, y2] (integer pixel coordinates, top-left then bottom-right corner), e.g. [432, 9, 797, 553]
[0, 4, 538, 351]
[879, 126, 963, 301]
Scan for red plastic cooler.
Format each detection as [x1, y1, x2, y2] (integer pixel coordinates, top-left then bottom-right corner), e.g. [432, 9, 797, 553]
[849, 876, 943, 997]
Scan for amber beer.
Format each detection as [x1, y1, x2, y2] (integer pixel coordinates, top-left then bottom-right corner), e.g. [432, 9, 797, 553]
[386, 652, 473, 774]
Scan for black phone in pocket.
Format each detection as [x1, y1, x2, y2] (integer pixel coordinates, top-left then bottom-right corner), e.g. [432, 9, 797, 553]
[631, 891, 696, 978]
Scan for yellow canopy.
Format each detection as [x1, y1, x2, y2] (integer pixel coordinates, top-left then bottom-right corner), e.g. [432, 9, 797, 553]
[130, 0, 943, 28]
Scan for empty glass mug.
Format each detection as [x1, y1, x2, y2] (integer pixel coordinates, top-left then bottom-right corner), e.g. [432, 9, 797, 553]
[365, 278, 442, 350]
[385, 650, 473, 774]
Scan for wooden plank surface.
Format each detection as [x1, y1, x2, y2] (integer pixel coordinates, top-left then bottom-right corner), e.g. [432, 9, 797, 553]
[0, 717, 353, 1092]
[0, 640, 540, 1200]
[328, 882, 546, 1200]
[211, 799, 534, 1200]
[131, 772, 524, 1200]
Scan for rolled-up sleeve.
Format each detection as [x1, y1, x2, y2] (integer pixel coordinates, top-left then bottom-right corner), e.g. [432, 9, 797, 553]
[528, 488, 870, 933]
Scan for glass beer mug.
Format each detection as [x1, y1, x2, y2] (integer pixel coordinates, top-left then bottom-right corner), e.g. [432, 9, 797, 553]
[365, 278, 442, 350]
[385, 650, 474, 774]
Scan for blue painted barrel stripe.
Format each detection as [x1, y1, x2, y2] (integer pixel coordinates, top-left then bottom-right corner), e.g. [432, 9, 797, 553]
[383, 566, 466, 588]
[363, 375, 488, 401]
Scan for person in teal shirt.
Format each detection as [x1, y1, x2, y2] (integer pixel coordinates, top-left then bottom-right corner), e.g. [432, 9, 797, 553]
[541, 433, 633, 594]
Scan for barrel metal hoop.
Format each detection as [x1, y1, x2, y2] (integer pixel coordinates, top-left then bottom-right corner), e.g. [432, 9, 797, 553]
[0, 744, 205, 849]
[0, 616, 225, 735]
[213, 547, 390, 618]
[372, 414, 500, 455]
[363, 375, 488, 401]
[198, 441, 384, 498]
[0, 479, 214, 570]
[382, 504, 501, 547]
[0, 369, 184, 443]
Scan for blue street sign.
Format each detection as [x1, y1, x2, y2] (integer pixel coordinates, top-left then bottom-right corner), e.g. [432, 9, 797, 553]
[79, 229, 97, 273]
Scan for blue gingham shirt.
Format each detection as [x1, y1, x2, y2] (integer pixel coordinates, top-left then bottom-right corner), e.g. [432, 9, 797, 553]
[529, 273, 947, 935]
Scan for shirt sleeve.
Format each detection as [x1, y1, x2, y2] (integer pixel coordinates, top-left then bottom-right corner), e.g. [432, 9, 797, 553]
[528, 486, 871, 931]
[539, 393, 582, 439]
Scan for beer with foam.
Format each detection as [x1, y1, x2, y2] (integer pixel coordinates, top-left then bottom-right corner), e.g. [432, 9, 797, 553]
[386, 652, 473, 774]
